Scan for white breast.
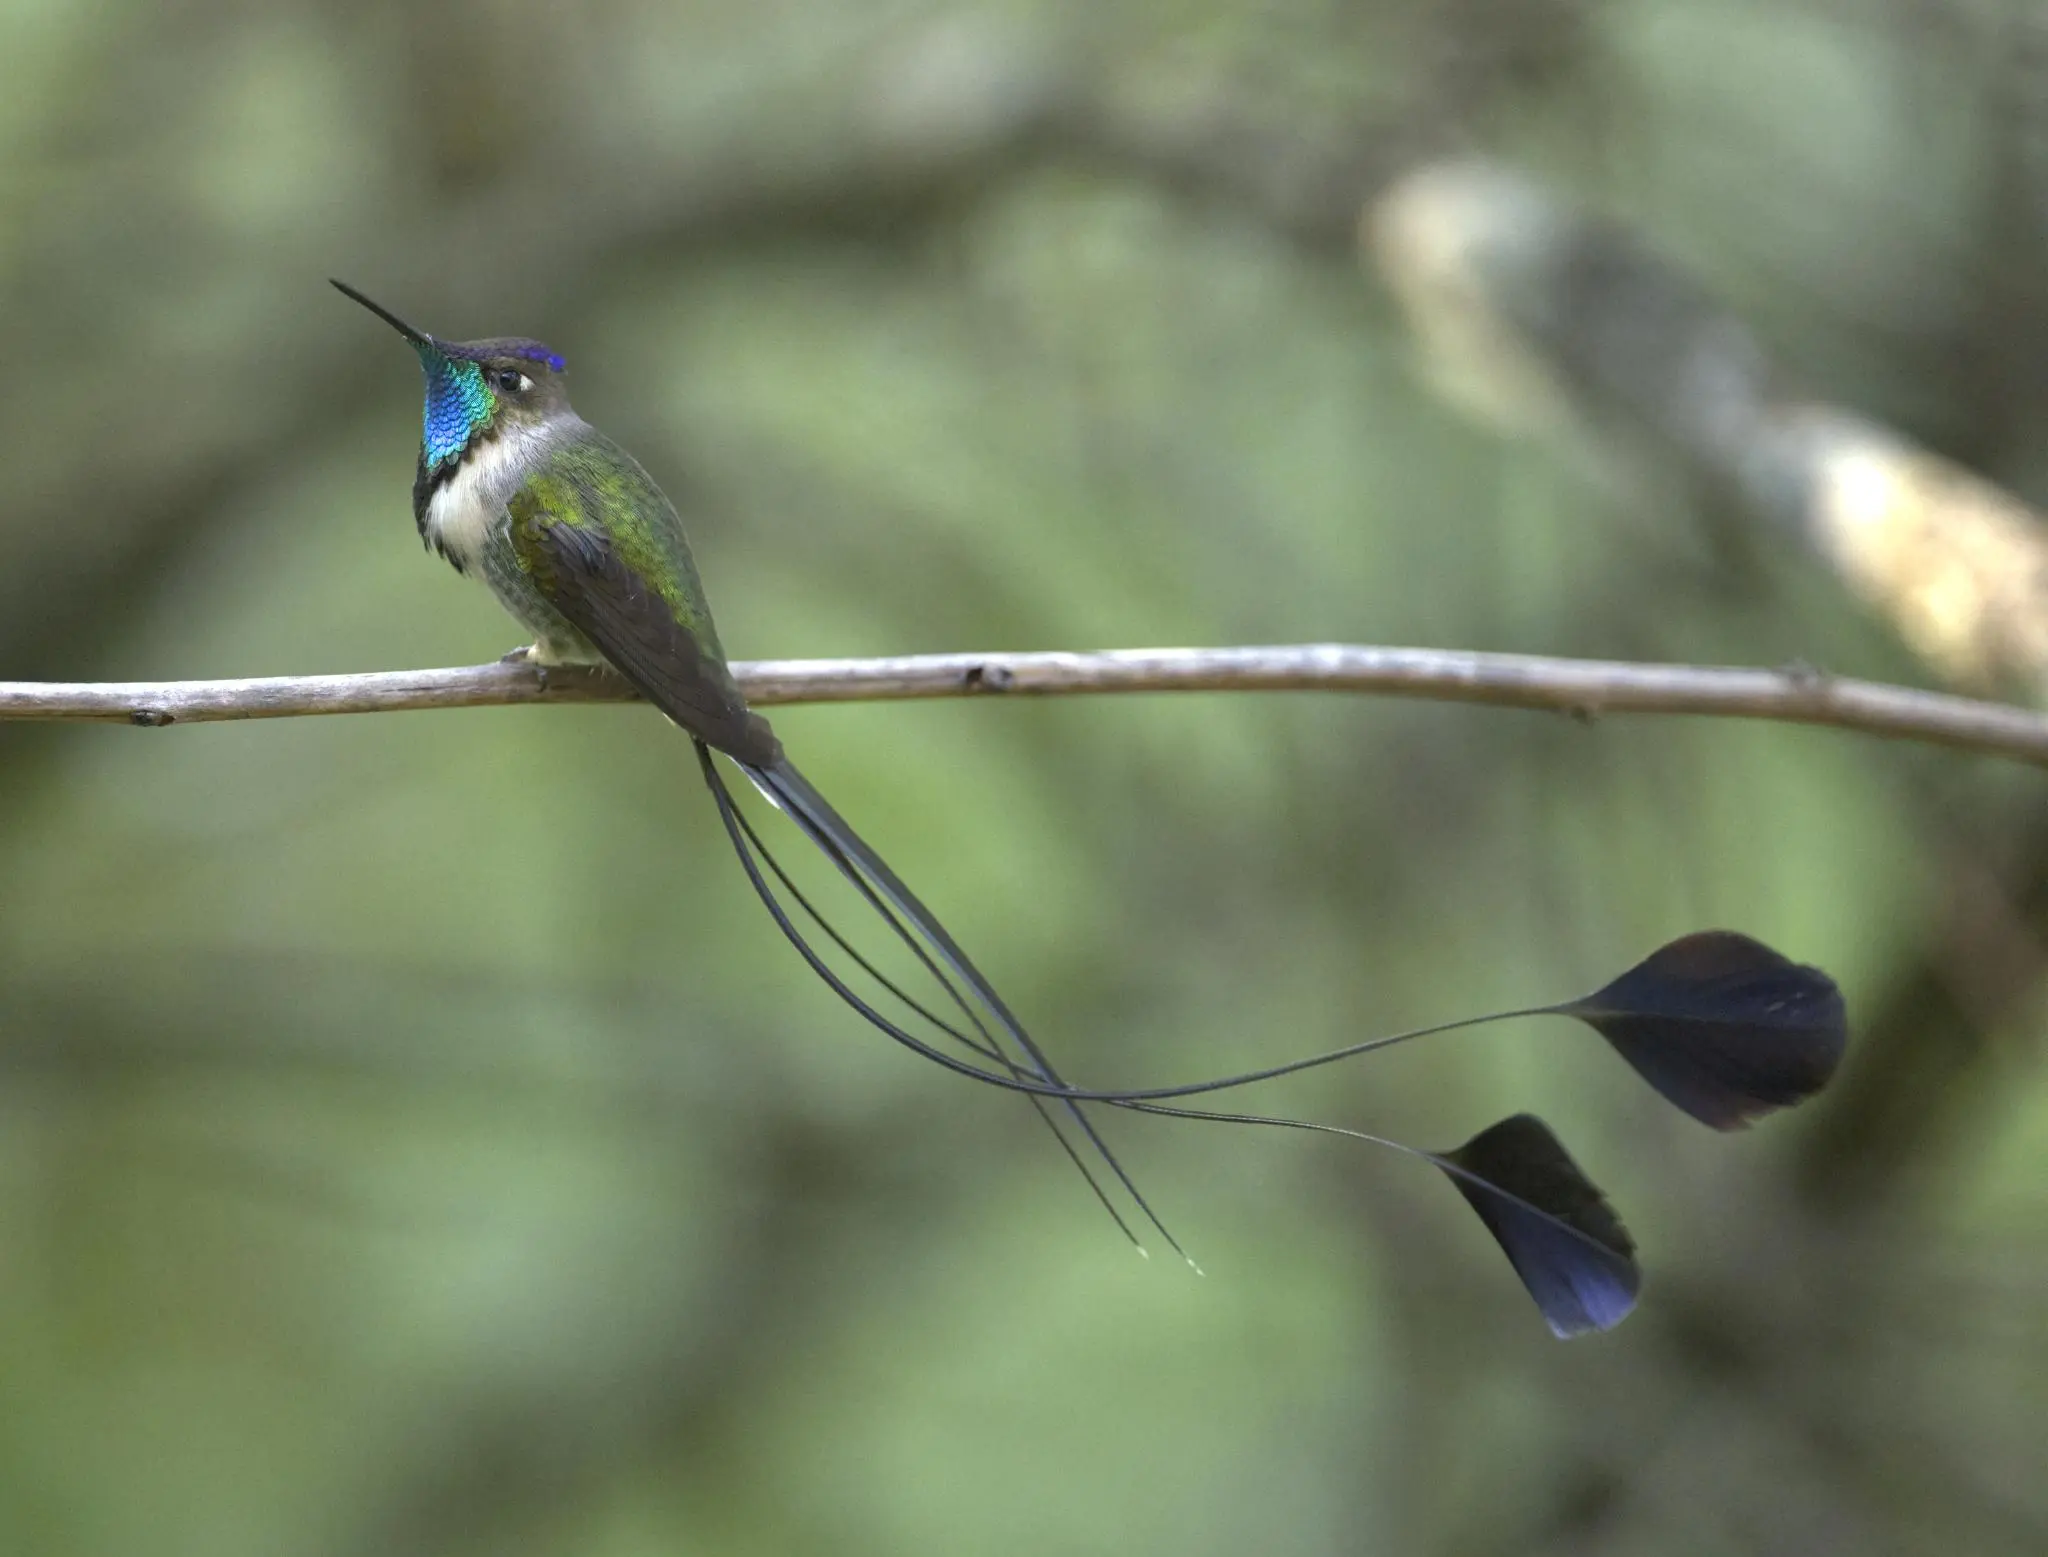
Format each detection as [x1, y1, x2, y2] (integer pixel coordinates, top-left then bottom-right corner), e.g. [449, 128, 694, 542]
[426, 417, 575, 571]
[423, 475, 493, 572]
[423, 432, 529, 571]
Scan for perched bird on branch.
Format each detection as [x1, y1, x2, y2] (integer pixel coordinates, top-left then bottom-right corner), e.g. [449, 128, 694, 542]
[335, 278, 1847, 1337]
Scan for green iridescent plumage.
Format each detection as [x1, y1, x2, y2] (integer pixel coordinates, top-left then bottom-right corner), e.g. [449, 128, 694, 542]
[416, 352, 496, 471]
[506, 433, 773, 763]
[507, 436, 720, 644]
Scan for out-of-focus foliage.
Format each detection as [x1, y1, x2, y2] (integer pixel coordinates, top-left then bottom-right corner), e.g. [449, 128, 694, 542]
[1, 2, 2044, 1553]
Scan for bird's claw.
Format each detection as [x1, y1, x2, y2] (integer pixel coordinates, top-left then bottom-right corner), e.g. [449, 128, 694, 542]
[502, 643, 552, 691]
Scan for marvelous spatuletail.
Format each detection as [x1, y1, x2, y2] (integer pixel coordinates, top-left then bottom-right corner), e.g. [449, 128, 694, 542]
[334, 280, 1850, 1338]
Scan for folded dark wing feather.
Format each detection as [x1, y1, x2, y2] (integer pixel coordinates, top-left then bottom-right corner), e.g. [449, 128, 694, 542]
[512, 502, 780, 766]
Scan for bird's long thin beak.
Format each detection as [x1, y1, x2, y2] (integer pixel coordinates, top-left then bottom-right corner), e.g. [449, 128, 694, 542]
[330, 279, 436, 349]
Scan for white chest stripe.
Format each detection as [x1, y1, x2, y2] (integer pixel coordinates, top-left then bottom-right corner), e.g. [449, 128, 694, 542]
[424, 424, 555, 569]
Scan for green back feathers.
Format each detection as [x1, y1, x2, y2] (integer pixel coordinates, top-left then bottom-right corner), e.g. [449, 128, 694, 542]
[508, 433, 725, 657]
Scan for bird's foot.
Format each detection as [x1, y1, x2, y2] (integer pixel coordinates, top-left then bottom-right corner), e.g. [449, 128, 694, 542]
[502, 643, 554, 691]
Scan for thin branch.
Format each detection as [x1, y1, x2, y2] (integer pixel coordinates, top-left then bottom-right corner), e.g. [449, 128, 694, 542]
[3, 645, 2046, 767]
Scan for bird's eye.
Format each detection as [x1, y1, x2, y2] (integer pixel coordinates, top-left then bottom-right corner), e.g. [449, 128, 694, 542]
[493, 368, 531, 394]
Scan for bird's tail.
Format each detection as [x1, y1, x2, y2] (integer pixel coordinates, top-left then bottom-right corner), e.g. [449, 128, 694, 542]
[692, 740, 1845, 1335]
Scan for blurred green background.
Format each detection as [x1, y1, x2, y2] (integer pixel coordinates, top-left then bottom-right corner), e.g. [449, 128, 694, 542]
[4, 1, 2047, 1553]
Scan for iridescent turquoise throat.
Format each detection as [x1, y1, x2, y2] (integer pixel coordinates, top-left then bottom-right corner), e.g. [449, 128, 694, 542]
[416, 347, 495, 469]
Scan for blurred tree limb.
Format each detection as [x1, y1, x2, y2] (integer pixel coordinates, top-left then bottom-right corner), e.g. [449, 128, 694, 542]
[3, 645, 2046, 765]
[1367, 159, 2048, 696]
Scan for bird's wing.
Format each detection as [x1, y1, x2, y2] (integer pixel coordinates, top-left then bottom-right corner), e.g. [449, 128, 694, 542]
[507, 440, 780, 765]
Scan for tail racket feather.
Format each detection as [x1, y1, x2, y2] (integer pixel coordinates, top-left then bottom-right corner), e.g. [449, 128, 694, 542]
[698, 747, 1826, 1332]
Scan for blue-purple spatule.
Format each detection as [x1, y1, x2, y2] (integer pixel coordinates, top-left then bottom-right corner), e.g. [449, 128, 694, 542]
[1041, 929, 1844, 1337]
[1422, 931, 1844, 1334]
[1409, 930, 1841, 1334]
[1459, 930, 1842, 1334]
[1553, 930, 1847, 1130]
[1436, 1115, 1639, 1339]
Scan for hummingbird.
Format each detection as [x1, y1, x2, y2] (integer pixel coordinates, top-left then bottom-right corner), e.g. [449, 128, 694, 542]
[335, 279, 1850, 1338]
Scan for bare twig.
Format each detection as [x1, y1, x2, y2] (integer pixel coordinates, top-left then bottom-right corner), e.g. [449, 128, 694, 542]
[3, 645, 2046, 767]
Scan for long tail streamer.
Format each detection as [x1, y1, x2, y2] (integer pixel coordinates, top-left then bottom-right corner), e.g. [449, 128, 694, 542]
[694, 742, 1848, 1335]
